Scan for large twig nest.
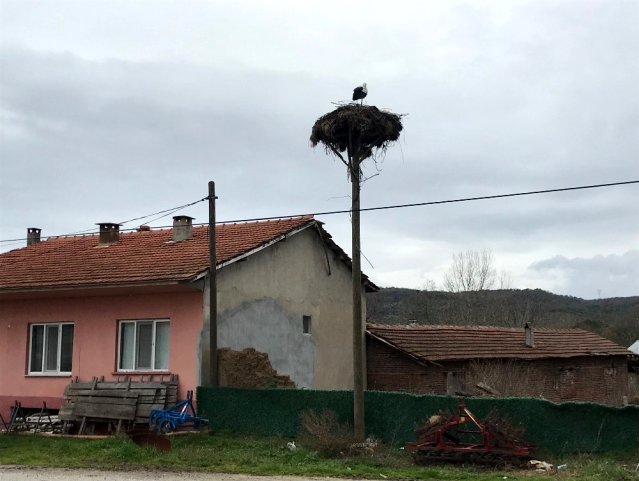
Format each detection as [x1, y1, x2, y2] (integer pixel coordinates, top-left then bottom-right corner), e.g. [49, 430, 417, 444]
[310, 104, 403, 161]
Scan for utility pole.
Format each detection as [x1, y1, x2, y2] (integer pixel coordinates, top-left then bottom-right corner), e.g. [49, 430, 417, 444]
[310, 102, 403, 442]
[350, 150, 365, 441]
[208, 181, 218, 386]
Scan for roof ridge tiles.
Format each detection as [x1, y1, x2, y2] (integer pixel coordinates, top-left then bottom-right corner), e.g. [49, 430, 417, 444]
[216, 215, 315, 228]
[32, 216, 317, 243]
[367, 323, 592, 333]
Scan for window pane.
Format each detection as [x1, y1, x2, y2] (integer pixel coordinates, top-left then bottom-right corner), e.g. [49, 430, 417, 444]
[154, 322, 170, 370]
[30, 325, 44, 372]
[60, 324, 74, 372]
[45, 325, 59, 371]
[136, 322, 153, 370]
[119, 323, 135, 370]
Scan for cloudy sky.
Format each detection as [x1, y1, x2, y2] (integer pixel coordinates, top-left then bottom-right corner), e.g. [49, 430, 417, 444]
[1, 0, 638, 299]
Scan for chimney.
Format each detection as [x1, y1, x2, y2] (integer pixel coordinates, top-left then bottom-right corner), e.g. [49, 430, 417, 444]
[27, 227, 41, 246]
[97, 222, 121, 245]
[524, 323, 535, 348]
[172, 215, 194, 242]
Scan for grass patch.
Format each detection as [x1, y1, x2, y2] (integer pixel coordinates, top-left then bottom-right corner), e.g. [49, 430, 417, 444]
[0, 432, 636, 480]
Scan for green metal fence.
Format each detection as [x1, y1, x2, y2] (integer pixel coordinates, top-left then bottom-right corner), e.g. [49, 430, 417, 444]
[197, 387, 639, 454]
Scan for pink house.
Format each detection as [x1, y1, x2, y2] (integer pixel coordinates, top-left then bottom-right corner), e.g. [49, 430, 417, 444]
[0, 216, 376, 422]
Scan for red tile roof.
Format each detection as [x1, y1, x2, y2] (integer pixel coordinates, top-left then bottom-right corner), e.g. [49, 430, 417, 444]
[0, 216, 320, 291]
[367, 324, 630, 361]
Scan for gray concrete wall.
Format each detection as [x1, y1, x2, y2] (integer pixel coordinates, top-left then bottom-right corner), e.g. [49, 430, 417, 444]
[209, 225, 362, 389]
[217, 297, 314, 387]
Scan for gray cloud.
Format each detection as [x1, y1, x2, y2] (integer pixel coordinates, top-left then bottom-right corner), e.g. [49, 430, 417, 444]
[1, 1, 638, 297]
[528, 250, 639, 299]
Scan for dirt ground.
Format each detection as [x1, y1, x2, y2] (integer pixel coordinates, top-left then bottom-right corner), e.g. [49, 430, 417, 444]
[0, 466, 350, 481]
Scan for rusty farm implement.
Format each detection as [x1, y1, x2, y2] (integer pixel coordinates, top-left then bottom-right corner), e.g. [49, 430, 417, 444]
[407, 400, 534, 466]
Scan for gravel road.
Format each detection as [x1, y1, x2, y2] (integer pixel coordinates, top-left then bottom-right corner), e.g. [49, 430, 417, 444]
[0, 467, 350, 481]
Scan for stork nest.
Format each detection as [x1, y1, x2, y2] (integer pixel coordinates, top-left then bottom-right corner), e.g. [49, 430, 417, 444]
[310, 104, 403, 161]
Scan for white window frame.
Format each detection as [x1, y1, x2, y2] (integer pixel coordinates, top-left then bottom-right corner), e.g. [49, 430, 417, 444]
[117, 319, 170, 372]
[28, 322, 74, 376]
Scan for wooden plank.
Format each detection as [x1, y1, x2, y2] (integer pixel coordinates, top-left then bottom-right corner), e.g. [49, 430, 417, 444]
[66, 382, 167, 392]
[136, 396, 167, 404]
[66, 381, 170, 390]
[73, 401, 137, 420]
[135, 403, 165, 418]
[58, 407, 74, 421]
[135, 417, 155, 424]
[75, 397, 139, 407]
[67, 390, 140, 398]
[166, 384, 178, 406]
[79, 417, 87, 434]
[134, 391, 166, 398]
[130, 397, 166, 405]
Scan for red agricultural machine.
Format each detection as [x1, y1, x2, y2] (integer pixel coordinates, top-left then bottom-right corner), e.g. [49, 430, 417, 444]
[406, 400, 534, 466]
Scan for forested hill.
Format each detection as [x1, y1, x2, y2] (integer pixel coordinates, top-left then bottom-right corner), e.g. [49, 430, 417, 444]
[366, 287, 639, 346]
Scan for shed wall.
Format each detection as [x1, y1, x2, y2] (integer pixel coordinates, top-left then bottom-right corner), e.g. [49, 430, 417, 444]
[366, 337, 629, 405]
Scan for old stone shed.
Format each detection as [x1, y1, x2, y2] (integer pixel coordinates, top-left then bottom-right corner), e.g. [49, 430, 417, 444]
[366, 324, 632, 405]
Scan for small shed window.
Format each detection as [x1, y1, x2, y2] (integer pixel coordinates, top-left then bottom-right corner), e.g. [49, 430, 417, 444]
[302, 315, 311, 335]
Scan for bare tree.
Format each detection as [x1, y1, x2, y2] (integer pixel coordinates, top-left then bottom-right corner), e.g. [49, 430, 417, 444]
[498, 269, 513, 290]
[443, 249, 496, 292]
[422, 279, 437, 291]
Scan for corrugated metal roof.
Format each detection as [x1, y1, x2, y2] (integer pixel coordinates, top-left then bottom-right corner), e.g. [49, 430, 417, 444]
[367, 323, 630, 361]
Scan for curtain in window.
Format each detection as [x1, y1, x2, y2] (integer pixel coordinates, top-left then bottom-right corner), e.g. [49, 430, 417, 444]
[45, 325, 59, 371]
[119, 323, 135, 370]
[60, 324, 74, 372]
[30, 325, 44, 372]
[154, 322, 170, 370]
[136, 322, 153, 370]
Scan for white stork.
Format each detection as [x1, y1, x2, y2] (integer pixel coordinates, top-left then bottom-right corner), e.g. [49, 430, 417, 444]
[352, 82, 368, 104]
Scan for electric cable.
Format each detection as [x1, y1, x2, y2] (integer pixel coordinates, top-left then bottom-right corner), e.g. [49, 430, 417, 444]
[0, 180, 636, 243]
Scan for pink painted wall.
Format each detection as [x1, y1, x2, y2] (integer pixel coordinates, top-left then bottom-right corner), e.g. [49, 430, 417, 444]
[0, 288, 203, 422]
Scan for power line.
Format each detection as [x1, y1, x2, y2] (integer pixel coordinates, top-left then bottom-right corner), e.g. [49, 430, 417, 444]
[62, 196, 211, 237]
[200, 179, 639, 225]
[117, 196, 209, 225]
[0, 180, 637, 244]
[0, 196, 211, 244]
